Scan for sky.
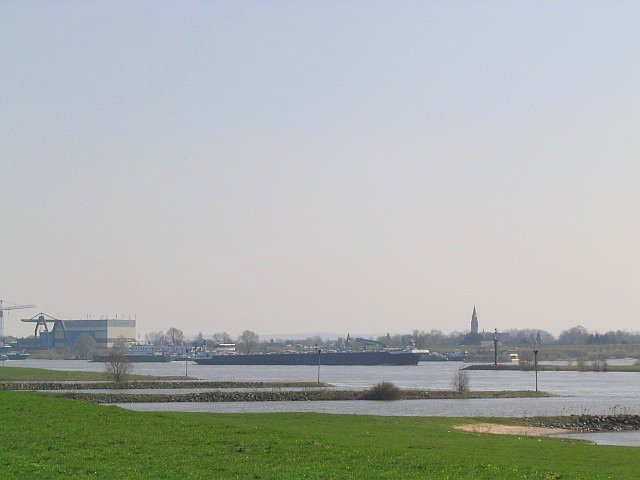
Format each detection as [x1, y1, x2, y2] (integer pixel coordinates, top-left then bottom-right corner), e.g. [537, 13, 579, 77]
[1, 1, 638, 339]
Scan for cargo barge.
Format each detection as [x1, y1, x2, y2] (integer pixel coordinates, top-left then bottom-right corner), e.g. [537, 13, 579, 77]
[193, 350, 420, 366]
[92, 354, 171, 363]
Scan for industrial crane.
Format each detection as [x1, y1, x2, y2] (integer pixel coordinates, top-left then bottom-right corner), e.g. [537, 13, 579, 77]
[0, 300, 36, 339]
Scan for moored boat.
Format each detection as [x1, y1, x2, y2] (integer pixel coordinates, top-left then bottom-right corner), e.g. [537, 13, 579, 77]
[420, 353, 448, 362]
[92, 353, 172, 363]
[5, 352, 31, 360]
[419, 350, 467, 362]
[193, 350, 419, 366]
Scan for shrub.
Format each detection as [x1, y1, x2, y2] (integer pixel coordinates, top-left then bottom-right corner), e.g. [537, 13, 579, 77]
[359, 382, 401, 400]
[592, 357, 608, 372]
[451, 369, 470, 393]
[105, 351, 132, 383]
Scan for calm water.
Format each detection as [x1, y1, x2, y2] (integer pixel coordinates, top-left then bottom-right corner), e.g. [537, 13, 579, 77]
[119, 395, 639, 418]
[9, 359, 640, 417]
[552, 431, 640, 447]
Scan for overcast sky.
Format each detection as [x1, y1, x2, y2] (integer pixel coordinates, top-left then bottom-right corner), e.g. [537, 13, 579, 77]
[2, 1, 638, 339]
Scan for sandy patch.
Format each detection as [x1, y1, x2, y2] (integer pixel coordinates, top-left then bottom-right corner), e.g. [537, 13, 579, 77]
[455, 423, 572, 436]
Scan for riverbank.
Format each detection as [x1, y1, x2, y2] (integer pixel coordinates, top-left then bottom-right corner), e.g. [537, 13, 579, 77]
[1, 391, 636, 479]
[524, 414, 640, 432]
[49, 389, 551, 403]
[0, 365, 188, 381]
[0, 380, 330, 390]
[463, 364, 640, 372]
[454, 415, 640, 436]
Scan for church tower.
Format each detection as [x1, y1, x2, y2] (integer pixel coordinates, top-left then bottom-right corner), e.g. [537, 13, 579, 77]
[471, 305, 478, 334]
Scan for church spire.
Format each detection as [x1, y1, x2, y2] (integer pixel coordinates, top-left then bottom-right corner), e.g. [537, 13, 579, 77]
[471, 305, 478, 334]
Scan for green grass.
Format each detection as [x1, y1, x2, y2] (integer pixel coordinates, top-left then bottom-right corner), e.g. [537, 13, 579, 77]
[0, 380, 330, 390]
[465, 364, 640, 372]
[533, 344, 640, 361]
[0, 391, 636, 479]
[0, 366, 175, 381]
[427, 343, 640, 361]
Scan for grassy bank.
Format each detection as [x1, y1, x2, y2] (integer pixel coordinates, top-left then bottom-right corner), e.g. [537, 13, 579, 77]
[464, 364, 640, 372]
[0, 366, 184, 381]
[49, 389, 551, 403]
[532, 344, 640, 361]
[427, 344, 640, 361]
[0, 380, 330, 390]
[1, 391, 636, 479]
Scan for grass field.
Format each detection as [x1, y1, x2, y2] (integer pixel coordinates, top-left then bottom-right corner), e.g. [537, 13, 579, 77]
[0, 365, 173, 381]
[0, 391, 636, 479]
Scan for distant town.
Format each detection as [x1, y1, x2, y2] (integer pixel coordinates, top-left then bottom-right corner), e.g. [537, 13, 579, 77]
[2, 305, 638, 363]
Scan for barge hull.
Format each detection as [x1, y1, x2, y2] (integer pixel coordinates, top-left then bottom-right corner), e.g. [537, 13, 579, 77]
[193, 351, 419, 366]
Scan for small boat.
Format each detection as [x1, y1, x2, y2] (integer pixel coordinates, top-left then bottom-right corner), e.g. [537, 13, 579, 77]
[5, 352, 31, 360]
[446, 351, 467, 362]
[170, 354, 190, 361]
[92, 353, 172, 363]
[420, 353, 448, 362]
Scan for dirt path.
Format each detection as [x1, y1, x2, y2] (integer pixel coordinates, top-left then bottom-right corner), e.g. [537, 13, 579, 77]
[454, 423, 572, 436]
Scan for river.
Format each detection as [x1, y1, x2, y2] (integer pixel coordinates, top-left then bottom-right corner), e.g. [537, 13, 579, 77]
[8, 358, 639, 446]
[8, 358, 640, 415]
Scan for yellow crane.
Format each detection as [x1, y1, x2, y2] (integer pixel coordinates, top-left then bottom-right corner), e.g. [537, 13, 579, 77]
[0, 300, 36, 339]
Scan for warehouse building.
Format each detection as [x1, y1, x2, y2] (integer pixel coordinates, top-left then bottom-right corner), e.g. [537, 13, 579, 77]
[38, 319, 135, 350]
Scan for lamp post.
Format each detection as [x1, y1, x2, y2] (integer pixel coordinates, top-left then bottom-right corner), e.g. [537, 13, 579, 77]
[493, 328, 498, 366]
[533, 349, 539, 392]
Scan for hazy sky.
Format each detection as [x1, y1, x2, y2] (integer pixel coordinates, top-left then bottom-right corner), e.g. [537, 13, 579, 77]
[2, 1, 638, 339]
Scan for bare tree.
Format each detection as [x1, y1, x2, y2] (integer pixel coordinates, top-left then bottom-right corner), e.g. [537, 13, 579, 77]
[105, 351, 132, 383]
[166, 327, 185, 346]
[303, 335, 323, 347]
[451, 368, 470, 393]
[73, 334, 96, 359]
[212, 331, 233, 344]
[236, 330, 260, 353]
[145, 330, 167, 346]
[558, 325, 589, 345]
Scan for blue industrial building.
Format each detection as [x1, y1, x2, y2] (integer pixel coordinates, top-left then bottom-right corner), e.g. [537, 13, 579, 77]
[38, 319, 136, 350]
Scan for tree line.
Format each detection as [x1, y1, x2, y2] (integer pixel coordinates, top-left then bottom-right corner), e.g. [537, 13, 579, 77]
[145, 328, 260, 353]
[12, 323, 639, 361]
[142, 325, 640, 353]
